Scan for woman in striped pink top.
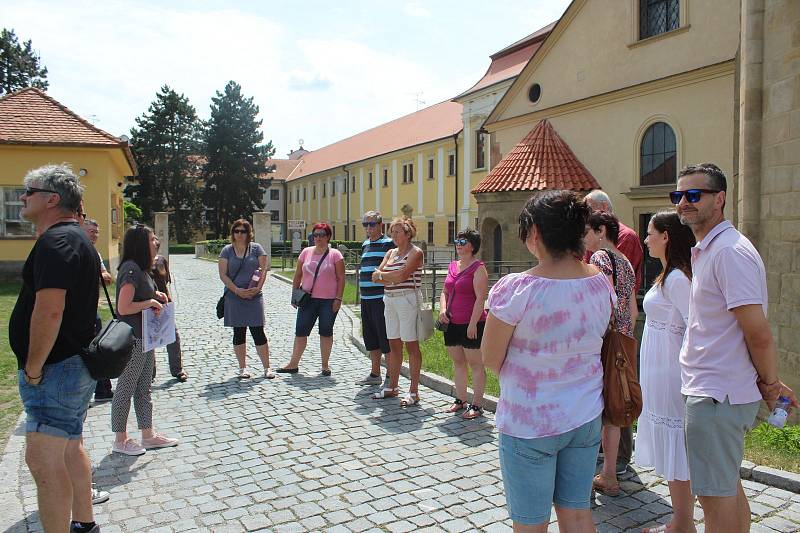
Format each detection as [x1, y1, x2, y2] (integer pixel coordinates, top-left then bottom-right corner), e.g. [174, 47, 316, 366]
[371, 217, 424, 406]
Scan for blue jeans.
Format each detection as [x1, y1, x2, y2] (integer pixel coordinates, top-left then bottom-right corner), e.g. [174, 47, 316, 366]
[499, 416, 602, 525]
[18, 355, 96, 440]
[295, 297, 337, 337]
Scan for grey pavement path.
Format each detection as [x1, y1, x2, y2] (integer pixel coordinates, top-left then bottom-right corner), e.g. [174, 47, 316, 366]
[2, 255, 799, 532]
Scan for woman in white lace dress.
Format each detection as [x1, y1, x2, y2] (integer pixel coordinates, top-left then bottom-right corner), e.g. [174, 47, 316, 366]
[636, 211, 696, 533]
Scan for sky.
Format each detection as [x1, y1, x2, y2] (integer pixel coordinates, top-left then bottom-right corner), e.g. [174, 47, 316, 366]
[3, 0, 571, 157]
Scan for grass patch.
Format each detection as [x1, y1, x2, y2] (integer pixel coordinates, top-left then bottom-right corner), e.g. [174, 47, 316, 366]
[0, 282, 23, 448]
[745, 422, 800, 473]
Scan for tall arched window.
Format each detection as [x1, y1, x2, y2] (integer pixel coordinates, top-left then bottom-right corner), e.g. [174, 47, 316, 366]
[640, 122, 677, 186]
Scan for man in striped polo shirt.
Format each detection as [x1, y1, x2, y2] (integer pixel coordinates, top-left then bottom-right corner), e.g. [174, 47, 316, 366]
[357, 210, 396, 385]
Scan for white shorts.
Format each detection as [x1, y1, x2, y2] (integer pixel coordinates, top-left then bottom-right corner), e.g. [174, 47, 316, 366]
[383, 289, 420, 342]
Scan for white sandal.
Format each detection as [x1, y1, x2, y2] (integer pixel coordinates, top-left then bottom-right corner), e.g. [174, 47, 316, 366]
[400, 392, 419, 407]
[373, 387, 399, 399]
[264, 368, 276, 379]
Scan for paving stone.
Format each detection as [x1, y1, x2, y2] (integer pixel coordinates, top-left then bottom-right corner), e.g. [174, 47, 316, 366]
[4, 257, 800, 533]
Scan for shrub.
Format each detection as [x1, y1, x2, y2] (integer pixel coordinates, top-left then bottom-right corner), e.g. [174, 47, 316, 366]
[169, 244, 195, 254]
[748, 422, 800, 454]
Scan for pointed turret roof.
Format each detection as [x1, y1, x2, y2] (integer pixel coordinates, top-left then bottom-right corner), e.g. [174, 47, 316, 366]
[472, 119, 598, 193]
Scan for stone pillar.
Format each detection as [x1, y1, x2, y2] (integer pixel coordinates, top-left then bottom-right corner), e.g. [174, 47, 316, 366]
[253, 212, 272, 262]
[154, 212, 169, 259]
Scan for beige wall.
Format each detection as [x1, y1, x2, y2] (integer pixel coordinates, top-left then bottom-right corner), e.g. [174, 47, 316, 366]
[753, 0, 800, 396]
[495, 0, 739, 124]
[489, 69, 736, 232]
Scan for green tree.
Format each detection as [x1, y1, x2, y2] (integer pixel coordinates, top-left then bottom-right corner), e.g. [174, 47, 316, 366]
[0, 29, 48, 94]
[123, 200, 142, 222]
[128, 85, 204, 242]
[202, 81, 275, 237]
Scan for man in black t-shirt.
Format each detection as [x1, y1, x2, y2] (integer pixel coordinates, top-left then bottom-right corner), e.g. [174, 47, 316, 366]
[8, 165, 101, 533]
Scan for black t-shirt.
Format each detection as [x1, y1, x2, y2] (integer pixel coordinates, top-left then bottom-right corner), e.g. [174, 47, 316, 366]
[9, 221, 100, 368]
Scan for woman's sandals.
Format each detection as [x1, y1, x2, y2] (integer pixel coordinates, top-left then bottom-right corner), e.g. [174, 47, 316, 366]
[400, 392, 419, 407]
[373, 387, 399, 399]
[592, 473, 621, 497]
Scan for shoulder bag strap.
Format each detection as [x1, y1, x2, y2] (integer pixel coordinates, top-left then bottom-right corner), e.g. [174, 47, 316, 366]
[224, 245, 249, 296]
[603, 249, 618, 297]
[99, 275, 117, 320]
[308, 248, 330, 294]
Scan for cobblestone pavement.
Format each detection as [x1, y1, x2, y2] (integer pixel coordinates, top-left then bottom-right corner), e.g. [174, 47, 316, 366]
[2, 255, 800, 532]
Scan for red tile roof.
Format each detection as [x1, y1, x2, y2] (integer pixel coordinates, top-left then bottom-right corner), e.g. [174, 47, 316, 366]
[288, 100, 463, 180]
[0, 87, 137, 174]
[455, 22, 555, 100]
[472, 119, 599, 193]
[262, 158, 302, 181]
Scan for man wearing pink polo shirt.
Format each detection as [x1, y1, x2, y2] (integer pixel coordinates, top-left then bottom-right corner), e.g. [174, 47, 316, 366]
[675, 163, 798, 532]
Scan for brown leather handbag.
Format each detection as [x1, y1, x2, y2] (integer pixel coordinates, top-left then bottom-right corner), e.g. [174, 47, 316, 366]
[600, 249, 642, 427]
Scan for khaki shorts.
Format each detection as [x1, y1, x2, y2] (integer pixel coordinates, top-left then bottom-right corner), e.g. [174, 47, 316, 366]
[383, 289, 420, 342]
[684, 395, 759, 497]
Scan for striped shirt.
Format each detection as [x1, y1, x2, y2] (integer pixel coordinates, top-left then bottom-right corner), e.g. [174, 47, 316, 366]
[384, 246, 423, 292]
[359, 235, 396, 300]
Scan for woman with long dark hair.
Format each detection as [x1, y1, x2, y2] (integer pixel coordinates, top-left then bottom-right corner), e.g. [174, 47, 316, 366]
[111, 225, 177, 455]
[637, 211, 696, 533]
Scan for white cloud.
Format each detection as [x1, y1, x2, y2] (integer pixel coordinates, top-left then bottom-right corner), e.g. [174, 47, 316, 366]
[404, 2, 431, 18]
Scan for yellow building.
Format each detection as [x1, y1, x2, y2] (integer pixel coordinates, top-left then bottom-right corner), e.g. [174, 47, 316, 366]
[0, 88, 137, 278]
[476, 0, 739, 283]
[285, 100, 464, 245]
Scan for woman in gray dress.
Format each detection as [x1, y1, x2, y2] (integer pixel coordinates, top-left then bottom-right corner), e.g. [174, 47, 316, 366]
[218, 219, 274, 379]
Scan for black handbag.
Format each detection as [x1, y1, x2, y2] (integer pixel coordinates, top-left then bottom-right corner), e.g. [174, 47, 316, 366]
[291, 248, 329, 307]
[217, 245, 249, 319]
[81, 277, 135, 380]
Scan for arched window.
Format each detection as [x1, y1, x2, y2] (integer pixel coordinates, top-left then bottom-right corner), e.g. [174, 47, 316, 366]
[640, 122, 676, 186]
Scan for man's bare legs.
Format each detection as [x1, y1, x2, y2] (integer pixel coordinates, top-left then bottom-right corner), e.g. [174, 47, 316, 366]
[697, 481, 749, 533]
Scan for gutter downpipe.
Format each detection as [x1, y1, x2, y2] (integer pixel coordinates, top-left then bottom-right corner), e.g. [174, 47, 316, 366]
[453, 132, 459, 242]
[343, 165, 351, 240]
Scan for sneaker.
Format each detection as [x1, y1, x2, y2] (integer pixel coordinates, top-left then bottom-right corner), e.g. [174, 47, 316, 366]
[70, 524, 100, 533]
[616, 462, 629, 475]
[357, 372, 383, 385]
[92, 485, 109, 505]
[238, 367, 251, 379]
[141, 434, 178, 449]
[93, 391, 113, 403]
[112, 438, 145, 456]
[264, 368, 276, 379]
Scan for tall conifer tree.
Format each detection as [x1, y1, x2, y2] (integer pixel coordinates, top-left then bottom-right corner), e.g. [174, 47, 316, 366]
[202, 81, 274, 237]
[0, 28, 48, 94]
[128, 85, 204, 242]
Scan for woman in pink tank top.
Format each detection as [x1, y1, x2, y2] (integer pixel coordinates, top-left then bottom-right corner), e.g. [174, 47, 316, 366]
[438, 228, 489, 419]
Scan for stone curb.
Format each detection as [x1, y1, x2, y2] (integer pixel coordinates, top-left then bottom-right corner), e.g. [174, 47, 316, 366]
[270, 272, 800, 493]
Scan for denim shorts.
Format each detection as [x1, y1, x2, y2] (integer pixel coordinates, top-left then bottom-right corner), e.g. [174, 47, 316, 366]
[295, 297, 337, 337]
[18, 354, 96, 440]
[499, 416, 602, 525]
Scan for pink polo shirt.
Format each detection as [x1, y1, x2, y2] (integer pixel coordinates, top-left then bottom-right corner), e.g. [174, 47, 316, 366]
[679, 220, 766, 404]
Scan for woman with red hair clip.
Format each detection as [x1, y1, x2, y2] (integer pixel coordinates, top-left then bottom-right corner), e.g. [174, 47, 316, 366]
[279, 222, 345, 376]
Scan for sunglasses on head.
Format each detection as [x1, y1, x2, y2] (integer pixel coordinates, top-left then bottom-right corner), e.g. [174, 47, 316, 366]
[312, 232, 328, 238]
[454, 238, 469, 246]
[25, 187, 57, 196]
[233, 229, 248, 234]
[669, 189, 720, 204]
[362, 221, 378, 228]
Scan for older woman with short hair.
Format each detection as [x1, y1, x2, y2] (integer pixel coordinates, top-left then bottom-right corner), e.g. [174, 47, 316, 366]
[280, 222, 345, 375]
[371, 216, 425, 406]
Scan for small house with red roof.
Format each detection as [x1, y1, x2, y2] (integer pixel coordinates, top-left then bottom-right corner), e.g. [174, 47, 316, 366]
[0, 87, 137, 277]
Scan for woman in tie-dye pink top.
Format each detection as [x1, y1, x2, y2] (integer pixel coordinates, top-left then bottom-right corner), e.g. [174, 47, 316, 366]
[483, 191, 615, 530]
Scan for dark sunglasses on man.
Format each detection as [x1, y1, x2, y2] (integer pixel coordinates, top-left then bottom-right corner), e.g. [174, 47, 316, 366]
[362, 221, 378, 228]
[24, 187, 58, 196]
[669, 189, 720, 205]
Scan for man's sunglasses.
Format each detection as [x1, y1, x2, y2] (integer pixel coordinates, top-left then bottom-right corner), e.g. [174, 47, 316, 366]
[362, 221, 378, 228]
[454, 238, 469, 246]
[25, 187, 57, 196]
[669, 189, 720, 205]
[312, 232, 328, 238]
[233, 229, 248, 234]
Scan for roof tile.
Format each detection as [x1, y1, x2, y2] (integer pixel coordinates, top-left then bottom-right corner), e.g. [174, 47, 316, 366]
[472, 119, 599, 194]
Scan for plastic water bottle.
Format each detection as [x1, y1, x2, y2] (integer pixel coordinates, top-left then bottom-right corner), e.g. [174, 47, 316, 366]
[248, 268, 262, 289]
[768, 396, 791, 428]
